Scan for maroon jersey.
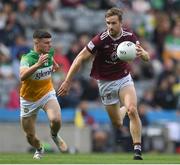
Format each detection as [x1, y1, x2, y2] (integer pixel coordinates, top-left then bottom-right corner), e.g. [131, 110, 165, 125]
[86, 28, 139, 81]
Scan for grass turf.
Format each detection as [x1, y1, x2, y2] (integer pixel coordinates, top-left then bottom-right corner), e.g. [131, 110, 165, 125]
[0, 153, 180, 164]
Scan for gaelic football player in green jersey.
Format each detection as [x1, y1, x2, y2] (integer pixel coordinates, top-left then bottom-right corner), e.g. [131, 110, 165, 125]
[20, 30, 68, 159]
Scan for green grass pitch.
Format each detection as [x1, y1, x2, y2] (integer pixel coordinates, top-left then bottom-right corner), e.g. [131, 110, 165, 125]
[0, 153, 180, 164]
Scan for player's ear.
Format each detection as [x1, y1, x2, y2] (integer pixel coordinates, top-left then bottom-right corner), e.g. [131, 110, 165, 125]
[34, 39, 40, 44]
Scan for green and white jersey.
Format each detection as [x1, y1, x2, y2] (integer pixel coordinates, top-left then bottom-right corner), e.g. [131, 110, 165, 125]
[20, 48, 55, 102]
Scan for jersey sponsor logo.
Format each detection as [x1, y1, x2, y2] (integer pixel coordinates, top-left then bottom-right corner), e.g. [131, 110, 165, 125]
[33, 67, 52, 80]
[105, 60, 118, 64]
[87, 41, 95, 51]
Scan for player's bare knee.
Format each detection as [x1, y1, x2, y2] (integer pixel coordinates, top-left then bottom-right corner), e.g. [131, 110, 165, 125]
[50, 117, 61, 126]
[127, 105, 138, 118]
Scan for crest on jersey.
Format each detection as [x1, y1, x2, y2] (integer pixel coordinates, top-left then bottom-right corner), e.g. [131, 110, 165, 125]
[110, 43, 120, 61]
[110, 52, 118, 61]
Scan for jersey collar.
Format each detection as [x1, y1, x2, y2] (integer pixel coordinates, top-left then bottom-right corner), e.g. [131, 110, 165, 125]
[107, 28, 123, 41]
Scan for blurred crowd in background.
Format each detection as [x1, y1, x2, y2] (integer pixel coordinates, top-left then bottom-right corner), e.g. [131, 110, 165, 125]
[0, 0, 180, 153]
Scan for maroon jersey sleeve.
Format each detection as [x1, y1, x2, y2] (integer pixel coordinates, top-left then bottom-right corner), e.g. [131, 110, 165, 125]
[86, 34, 102, 55]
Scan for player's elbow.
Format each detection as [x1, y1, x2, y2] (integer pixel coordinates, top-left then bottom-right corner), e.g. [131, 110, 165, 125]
[20, 74, 27, 81]
[20, 76, 25, 81]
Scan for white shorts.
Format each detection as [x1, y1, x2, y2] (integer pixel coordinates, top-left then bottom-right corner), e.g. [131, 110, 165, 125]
[97, 74, 134, 105]
[20, 90, 57, 117]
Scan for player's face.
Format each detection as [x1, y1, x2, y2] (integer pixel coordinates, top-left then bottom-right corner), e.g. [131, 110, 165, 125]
[38, 38, 52, 53]
[106, 15, 122, 37]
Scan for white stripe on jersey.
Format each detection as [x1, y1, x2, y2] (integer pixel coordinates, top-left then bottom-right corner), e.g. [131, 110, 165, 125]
[122, 30, 133, 36]
[122, 30, 139, 44]
[100, 31, 108, 40]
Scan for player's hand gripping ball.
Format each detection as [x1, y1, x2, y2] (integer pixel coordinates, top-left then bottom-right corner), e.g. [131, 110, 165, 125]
[116, 41, 136, 61]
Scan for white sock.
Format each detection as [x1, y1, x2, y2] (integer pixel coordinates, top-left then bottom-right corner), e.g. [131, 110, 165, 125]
[134, 144, 141, 151]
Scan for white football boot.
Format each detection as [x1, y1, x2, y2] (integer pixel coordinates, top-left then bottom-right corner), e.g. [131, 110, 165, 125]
[51, 134, 68, 152]
[33, 146, 44, 159]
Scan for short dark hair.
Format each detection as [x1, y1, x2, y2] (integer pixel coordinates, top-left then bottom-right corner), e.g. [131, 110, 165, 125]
[33, 29, 51, 39]
[105, 7, 123, 21]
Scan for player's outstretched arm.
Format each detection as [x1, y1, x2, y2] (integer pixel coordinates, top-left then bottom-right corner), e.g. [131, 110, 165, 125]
[57, 48, 92, 96]
[20, 54, 48, 81]
[136, 44, 150, 62]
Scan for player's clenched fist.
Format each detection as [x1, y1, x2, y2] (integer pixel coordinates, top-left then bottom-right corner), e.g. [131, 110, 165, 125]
[37, 53, 48, 67]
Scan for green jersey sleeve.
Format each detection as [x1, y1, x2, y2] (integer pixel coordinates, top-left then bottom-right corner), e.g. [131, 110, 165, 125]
[20, 55, 30, 68]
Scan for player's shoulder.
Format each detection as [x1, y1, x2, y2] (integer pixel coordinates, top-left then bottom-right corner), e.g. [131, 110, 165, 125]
[21, 50, 36, 61]
[20, 51, 33, 67]
[92, 30, 108, 41]
[88, 30, 108, 48]
[122, 27, 134, 36]
[21, 51, 31, 59]
[121, 27, 138, 43]
[99, 30, 109, 40]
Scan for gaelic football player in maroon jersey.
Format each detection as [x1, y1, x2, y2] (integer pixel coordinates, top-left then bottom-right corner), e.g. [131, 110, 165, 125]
[58, 7, 149, 160]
